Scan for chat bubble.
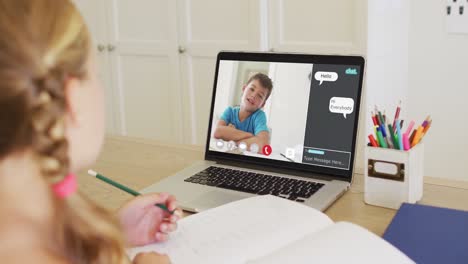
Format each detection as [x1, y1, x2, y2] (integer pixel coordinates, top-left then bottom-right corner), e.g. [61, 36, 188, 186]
[314, 71, 338, 85]
[329, 97, 354, 119]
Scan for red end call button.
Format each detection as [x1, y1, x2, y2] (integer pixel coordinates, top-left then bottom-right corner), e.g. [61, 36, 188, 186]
[262, 145, 272, 156]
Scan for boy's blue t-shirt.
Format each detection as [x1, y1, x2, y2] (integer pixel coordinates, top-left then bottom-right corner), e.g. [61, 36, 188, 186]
[220, 106, 269, 135]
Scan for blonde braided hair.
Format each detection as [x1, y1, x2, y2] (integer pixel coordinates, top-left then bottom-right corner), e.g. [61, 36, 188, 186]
[0, 0, 130, 263]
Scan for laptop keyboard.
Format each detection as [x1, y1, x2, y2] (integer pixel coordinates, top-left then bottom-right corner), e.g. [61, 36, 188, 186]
[184, 166, 324, 202]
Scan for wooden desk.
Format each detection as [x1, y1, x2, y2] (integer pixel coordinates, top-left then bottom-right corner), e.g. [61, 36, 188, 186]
[78, 135, 468, 236]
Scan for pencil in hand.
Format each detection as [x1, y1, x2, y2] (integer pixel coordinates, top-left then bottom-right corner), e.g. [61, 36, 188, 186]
[87, 170, 174, 214]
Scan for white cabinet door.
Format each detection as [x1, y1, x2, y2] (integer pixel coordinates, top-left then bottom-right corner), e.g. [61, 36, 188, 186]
[269, 0, 366, 54]
[73, 0, 118, 134]
[106, 0, 183, 142]
[177, 0, 263, 144]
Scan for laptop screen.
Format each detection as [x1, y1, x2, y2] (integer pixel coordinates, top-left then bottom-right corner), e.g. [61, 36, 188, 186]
[205, 52, 364, 181]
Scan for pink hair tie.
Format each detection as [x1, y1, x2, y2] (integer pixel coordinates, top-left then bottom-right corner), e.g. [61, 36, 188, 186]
[52, 173, 78, 198]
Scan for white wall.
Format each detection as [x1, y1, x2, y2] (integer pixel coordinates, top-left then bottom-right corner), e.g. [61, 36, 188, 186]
[408, 0, 468, 181]
[367, 0, 410, 133]
[368, 0, 468, 182]
[267, 63, 312, 156]
[212, 60, 238, 133]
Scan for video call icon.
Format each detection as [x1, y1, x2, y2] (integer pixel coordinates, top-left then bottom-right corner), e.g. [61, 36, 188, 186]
[250, 143, 259, 153]
[238, 142, 248, 152]
[227, 140, 236, 151]
[285, 147, 295, 160]
[215, 139, 225, 149]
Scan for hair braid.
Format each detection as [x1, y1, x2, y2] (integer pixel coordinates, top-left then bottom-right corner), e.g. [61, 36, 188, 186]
[0, 0, 131, 262]
[31, 72, 69, 183]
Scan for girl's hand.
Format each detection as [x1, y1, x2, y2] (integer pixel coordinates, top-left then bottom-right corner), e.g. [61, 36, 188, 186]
[118, 192, 182, 246]
[132, 252, 170, 264]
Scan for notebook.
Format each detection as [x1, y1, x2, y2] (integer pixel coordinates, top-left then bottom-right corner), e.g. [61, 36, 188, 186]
[383, 203, 468, 264]
[141, 52, 365, 213]
[127, 195, 413, 264]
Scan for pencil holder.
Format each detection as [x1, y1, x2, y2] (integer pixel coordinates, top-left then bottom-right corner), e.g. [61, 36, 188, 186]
[364, 142, 424, 209]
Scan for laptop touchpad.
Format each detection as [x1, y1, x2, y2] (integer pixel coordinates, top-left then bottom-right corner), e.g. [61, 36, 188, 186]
[189, 190, 247, 210]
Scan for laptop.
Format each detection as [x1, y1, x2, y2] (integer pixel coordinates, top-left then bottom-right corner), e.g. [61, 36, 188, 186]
[142, 51, 365, 212]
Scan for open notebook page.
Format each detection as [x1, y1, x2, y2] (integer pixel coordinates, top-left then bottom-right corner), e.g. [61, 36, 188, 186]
[248, 222, 415, 264]
[127, 195, 333, 264]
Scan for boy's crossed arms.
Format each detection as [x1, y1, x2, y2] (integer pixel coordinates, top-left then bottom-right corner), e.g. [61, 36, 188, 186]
[214, 120, 270, 153]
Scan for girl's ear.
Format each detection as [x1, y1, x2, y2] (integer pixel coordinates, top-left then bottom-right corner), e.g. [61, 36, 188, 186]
[242, 85, 246, 92]
[64, 77, 83, 127]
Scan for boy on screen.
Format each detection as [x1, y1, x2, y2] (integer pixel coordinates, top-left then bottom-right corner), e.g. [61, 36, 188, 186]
[214, 73, 273, 153]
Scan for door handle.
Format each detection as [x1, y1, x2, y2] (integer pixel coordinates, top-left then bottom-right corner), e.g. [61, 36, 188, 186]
[107, 44, 116, 52]
[97, 44, 106, 52]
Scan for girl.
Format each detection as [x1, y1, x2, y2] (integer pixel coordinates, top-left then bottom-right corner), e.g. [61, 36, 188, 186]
[0, 0, 181, 263]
